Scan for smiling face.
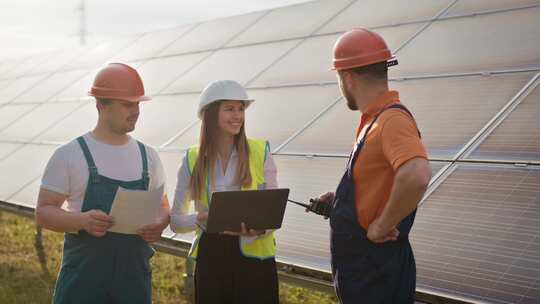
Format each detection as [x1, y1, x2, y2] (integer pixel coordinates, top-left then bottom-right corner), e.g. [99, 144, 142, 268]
[217, 100, 245, 137]
[98, 99, 140, 134]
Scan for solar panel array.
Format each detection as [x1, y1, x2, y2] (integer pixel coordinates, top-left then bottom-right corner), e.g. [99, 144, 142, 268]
[1, 1, 539, 303]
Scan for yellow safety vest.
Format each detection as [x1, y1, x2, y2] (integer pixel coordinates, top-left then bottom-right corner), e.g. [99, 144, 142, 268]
[186, 138, 276, 260]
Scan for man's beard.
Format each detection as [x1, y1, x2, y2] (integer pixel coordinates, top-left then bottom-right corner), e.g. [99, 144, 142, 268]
[343, 86, 357, 111]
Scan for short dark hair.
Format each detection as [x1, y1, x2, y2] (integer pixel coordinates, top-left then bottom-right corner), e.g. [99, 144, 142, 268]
[349, 61, 388, 81]
[96, 98, 112, 105]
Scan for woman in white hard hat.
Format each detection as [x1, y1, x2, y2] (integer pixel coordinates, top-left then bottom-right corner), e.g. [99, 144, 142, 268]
[170, 80, 279, 304]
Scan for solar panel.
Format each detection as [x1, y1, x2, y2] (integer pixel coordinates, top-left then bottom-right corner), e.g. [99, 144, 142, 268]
[162, 39, 298, 94]
[398, 73, 536, 159]
[0, 103, 38, 131]
[8, 178, 40, 208]
[2, 52, 56, 79]
[159, 12, 264, 55]
[50, 72, 97, 102]
[63, 37, 138, 70]
[0, 144, 56, 201]
[34, 101, 96, 143]
[411, 164, 540, 304]
[226, 0, 350, 46]
[0, 143, 22, 160]
[317, 0, 452, 33]
[0, 102, 84, 142]
[109, 26, 193, 62]
[250, 24, 422, 87]
[0, 57, 26, 77]
[280, 73, 535, 158]
[165, 122, 200, 150]
[278, 98, 357, 155]
[1, 1, 539, 303]
[0, 79, 12, 93]
[0, 74, 49, 104]
[467, 82, 540, 162]
[136, 53, 212, 95]
[443, 0, 540, 16]
[245, 85, 339, 149]
[131, 94, 200, 147]
[29, 47, 89, 75]
[11, 69, 89, 104]
[392, 6, 540, 77]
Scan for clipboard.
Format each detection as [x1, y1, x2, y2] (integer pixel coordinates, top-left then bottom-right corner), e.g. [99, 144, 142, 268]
[205, 188, 289, 233]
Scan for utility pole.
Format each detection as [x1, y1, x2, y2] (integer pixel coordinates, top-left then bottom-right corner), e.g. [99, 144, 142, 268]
[77, 0, 87, 46]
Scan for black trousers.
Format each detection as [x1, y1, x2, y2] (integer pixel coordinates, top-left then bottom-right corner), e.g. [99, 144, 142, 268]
[195, 233, 279, 304]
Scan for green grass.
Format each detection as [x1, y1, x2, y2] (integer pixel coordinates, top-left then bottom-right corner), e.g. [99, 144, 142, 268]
[0, 211, 337, 304]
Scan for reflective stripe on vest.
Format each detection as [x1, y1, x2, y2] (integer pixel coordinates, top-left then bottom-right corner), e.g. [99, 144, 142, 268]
[186, 138, 276, 260]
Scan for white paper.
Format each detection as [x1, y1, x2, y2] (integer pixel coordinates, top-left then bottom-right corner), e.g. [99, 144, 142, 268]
[108, 185, 164, 234]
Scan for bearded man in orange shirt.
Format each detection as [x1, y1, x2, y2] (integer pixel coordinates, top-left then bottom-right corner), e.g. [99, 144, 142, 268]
[314, 28, 432, 304]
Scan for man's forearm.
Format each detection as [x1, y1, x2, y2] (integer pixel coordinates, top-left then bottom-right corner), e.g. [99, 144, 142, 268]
[35, 205, 84, 233]
[377, 159, 430, 231]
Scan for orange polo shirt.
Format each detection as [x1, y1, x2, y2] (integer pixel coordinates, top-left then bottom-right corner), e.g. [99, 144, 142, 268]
[353, 90, 427, 230]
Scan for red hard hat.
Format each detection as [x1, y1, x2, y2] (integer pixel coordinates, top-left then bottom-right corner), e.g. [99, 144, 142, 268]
[332, 28, 397, 71]
[89, 63, 150, 102]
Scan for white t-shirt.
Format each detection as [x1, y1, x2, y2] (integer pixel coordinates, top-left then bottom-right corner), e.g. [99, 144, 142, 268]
[41, 132, 166, 212]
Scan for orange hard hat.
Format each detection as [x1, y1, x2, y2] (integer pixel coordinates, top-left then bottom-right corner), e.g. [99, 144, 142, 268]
[332, 28, 398, 71]
[89, 63, 150, 102]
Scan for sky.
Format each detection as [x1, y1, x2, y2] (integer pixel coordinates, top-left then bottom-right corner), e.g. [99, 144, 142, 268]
[0, 0, 311, 61]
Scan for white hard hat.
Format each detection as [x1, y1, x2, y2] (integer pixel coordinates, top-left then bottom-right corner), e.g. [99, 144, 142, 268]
[198, 80, 254, 119]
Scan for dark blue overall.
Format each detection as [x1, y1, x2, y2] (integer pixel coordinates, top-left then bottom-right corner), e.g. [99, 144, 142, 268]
[53, 136, 154, 304]
[330, 104, 419, 304]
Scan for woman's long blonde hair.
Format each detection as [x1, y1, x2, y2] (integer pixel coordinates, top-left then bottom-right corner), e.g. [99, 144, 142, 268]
[189, 101, 251, 201]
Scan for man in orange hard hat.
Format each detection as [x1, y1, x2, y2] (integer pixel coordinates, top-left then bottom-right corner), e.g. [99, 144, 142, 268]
[35, 63, 170, 304]
[312, 28, 432, 303]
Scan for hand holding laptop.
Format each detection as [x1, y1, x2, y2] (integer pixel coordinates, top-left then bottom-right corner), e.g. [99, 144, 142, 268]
[203, 188, 289, 234]
[197, 212, 208, 222]
[195, 211, 263, 235]
[222, 222, 265, 236]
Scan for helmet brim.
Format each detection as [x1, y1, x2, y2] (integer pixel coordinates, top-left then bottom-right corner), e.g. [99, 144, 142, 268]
[198, 98, 254, 119]
[89, 92, 151, 102]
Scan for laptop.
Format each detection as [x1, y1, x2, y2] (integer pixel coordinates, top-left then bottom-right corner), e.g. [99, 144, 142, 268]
[205, 188, 289, 233]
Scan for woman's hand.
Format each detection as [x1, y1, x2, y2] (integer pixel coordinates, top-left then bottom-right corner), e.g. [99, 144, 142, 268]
[196, 211, 208, 222]
[222, 222, 265, 237]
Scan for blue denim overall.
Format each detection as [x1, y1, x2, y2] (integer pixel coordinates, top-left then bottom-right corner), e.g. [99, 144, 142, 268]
[53, 136, 154, 304]
[330, 104, 419, 304]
